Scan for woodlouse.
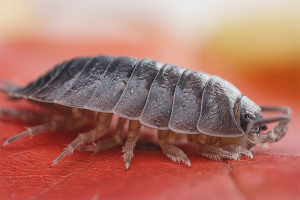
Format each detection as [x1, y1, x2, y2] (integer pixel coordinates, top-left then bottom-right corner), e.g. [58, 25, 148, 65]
[0, 56, 291, 170]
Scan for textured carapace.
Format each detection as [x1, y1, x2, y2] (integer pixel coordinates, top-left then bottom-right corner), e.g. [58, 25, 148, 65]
[1, 55, 291, 169]
[6, 56, 246, 137]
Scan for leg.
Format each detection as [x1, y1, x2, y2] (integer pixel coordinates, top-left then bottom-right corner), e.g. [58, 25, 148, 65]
[0, 104, 94, 123]
[122, 120, 141, 170]
[187, 133, 235, 161]
[0, 103, 77, 123]
[196, 144, 236, 161]
[78, 117, 127, 153]
[158, 130, 191, 167]
[1, 108, 95, 149]
[205, 135, 253, 161]
[2, 122, 57, 148]
[221, 144, 253, 160]
[0, 107, 51, 123]
[51, 112, 113, 167]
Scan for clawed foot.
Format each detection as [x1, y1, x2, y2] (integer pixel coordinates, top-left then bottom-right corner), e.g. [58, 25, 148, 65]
[51, 133, 88, 167]
[197, 144, 253, 161]
[198, 144, 233, 161]
[2, 122, 57, 149]
[221, 144, 253, 161]
[122, 141, 135, 170]
[161, 144, 191, 167]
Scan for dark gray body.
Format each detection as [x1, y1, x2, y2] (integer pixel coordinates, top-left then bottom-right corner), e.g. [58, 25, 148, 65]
[7, 56, 246, 137]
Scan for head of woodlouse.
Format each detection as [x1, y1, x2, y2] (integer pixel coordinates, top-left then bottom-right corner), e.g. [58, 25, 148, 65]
[215, 95, 265, 149]
[239, 96, 263, 132]
[238, 96, 264, 149]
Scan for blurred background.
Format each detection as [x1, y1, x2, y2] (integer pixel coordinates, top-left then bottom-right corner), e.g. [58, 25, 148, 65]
[0, 0, 299, 127]
[0, 2, 299, 199]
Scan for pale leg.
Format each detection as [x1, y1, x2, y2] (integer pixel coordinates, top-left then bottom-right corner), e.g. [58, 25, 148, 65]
[187, 133, 234, 161]
[78, 117, 127, 153]
[122, 120, 141, 170]
[0, 107, 51, 123]
[50, 112, 113, 167]
[1, 108, 95, 149]
[248, 106, 291, 144]
[221, 144, 253, 160]
[158, 130, 191, 167]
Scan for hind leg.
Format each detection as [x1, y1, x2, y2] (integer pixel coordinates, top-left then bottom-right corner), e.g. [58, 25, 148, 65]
[0, 107, 51, 123]
[1, 122, 57, 149]
[1, 107, 96, 148]
[51, 112, 113, 167]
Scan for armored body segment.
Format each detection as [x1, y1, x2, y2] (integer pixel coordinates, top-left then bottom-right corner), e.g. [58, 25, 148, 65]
[29, 58, 90, 102]
[140, 64, 185, 129]
[23, 64, 66, 98]
[169, 70, 210, 133]
[55, 56, 114, 108]
[113, 58, 163, 119]
[11, 82, 37, 98]
[9, 63, 66, 98]
[84, 57, 139, 112]
[197, 75, 244, 137]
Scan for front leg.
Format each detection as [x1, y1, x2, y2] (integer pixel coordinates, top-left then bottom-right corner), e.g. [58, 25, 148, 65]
[258, 119, 289, 143]
[247, 106, 291, 144]
[196, 144, 236, 161]
[187, 134, 235, 161]
[221, 144, 253, 160]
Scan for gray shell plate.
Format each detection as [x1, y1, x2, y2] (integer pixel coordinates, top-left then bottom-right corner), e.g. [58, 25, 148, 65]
[10, 63, 65, 98]
[113, 58, 163, 119]
[3, 56, 250, 137]
[54, 56, 114, 107]
[84, 57, 139, 112]
[140, 64, 185, 129]
[30, 58, 90, 102]
[197, 75, 244, 137]
[169, 70, 210, 133]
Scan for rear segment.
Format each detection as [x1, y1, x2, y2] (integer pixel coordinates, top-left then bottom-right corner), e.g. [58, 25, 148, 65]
[30, 58, 90, 102]
[1, 62, 66, 98]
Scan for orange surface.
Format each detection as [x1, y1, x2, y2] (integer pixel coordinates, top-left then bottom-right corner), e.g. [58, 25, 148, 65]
[0, 40, 299, 200]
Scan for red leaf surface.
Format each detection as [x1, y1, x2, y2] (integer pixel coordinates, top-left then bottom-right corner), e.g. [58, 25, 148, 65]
[0, 40, 299, 200]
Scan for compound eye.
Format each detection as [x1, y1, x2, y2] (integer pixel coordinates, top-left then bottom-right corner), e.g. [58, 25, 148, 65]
[243, 114, 250, 119]
[261, 125, 268, 130]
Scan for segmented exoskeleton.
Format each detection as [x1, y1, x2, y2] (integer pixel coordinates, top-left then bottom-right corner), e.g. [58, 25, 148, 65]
[0, 56, 291, 169]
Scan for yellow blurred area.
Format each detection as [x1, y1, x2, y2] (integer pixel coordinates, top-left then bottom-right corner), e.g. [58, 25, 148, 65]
[197, 6, 299, 107]
[206, 15, 299, 70]
[0, 0, 38, 40]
